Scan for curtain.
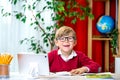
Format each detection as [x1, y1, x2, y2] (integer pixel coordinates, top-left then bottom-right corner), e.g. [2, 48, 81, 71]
[0, 0, 36, 71]
[0, 0, 53, 72]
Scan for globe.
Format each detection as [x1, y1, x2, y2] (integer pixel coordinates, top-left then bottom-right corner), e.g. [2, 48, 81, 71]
[96, 15, 115, 34]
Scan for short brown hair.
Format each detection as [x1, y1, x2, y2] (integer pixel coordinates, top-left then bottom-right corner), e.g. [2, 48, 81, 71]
[55, 26, 76, 40]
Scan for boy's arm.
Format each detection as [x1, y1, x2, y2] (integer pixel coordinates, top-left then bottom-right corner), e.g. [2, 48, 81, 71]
[78, 52, 101, 73]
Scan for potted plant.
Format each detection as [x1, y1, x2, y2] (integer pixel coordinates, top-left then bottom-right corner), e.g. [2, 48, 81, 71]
[1, 0, 94, 54]
[110, 27, 120, 74]
[107, 27, 120, 73]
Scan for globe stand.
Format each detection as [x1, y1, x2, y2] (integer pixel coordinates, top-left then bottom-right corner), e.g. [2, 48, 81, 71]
[100, 33, 110, 38]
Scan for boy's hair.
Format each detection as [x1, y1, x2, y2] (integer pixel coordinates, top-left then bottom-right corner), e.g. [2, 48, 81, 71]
[55, 26, 76, 40]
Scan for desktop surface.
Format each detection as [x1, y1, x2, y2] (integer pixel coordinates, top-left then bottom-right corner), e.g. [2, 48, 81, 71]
[1, 72, 119, 80]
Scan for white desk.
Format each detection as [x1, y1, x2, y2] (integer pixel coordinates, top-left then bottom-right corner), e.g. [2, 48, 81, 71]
[0, 72, 120, 80]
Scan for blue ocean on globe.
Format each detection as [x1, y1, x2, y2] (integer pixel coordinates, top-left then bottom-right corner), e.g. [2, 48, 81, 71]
[96, 15, 115, 34]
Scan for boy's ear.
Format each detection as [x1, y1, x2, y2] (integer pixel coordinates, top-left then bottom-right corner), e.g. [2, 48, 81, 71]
[74, 40, 77, 46]
[54, 39, 59, 46]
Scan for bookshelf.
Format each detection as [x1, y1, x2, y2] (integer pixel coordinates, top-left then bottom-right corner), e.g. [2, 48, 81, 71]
[88, 0, 111, 72]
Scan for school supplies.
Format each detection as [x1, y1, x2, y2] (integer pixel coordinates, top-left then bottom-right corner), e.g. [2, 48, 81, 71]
[0, 53, 13, 64]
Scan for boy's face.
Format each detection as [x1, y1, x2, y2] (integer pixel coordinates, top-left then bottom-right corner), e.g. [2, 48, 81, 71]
[55, 33, 77, 54]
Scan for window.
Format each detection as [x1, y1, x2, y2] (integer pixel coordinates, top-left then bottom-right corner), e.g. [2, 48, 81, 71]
[0, 0, 53, 72]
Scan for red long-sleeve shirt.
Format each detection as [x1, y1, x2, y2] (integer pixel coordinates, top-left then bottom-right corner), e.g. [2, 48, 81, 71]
[48, 49, 101, 73]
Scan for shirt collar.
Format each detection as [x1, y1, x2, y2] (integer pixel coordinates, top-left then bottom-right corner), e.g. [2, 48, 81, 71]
[58, 49, 77, 62]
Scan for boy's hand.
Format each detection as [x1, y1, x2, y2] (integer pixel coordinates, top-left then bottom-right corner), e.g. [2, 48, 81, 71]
[70, 67, 88, 75]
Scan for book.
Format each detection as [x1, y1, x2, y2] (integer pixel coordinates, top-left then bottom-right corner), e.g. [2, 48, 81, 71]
[54, 71, 71, 76]
[85, 73, 114, 80]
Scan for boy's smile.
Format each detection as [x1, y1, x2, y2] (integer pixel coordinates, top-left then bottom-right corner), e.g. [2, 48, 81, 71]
[63, 44, 70, 47]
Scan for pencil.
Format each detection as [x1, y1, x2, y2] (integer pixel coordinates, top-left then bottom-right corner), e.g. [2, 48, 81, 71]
[0, 53, 13, 64]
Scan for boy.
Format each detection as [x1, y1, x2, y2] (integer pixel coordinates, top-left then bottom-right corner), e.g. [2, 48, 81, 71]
[48, 26, 101, 75]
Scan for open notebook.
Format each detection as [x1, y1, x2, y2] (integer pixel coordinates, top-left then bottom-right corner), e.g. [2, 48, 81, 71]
[17, 53, 50, 77]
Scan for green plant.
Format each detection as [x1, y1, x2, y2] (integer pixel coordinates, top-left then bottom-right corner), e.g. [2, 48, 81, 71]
[20, 37, 47, 54]
[107, 28, 118, 55]
[1, 0, 94, 54]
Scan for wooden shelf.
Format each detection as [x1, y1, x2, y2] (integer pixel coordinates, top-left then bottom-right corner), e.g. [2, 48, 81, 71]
[92, 38, 112, 40]
[94, 0, 109, 2]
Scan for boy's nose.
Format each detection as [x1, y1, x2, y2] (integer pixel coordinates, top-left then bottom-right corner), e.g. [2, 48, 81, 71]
[64, 37, 69, 42]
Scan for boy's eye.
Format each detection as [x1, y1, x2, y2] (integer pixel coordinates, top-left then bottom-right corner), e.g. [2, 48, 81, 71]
[60, 37, 65, 40]
[68, 37, 73, 40]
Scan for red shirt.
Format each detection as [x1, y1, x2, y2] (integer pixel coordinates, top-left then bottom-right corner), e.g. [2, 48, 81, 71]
[48, 49, 101, 73]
